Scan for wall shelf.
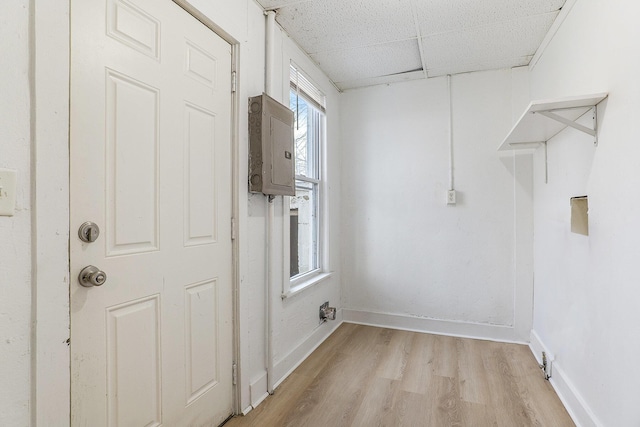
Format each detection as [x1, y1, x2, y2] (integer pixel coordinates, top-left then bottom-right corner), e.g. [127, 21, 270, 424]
[498, 93, 608, 152]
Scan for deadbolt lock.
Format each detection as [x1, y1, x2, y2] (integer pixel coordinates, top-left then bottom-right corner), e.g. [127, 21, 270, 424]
[78, 221, 100, 243]
[79, 265, 107, 287]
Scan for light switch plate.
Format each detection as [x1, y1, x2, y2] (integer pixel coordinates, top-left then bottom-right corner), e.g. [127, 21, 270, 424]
[0, 168, 17, 216]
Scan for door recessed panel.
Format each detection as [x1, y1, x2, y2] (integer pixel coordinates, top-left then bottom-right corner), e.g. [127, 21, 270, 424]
[106, 70, 159, 256]
[185, 40, 217, 90]
[106, 295, 162, 427]
[185, 280, 219, 404]
[184, 103, 217, 246]
[107, 0, 160, 60]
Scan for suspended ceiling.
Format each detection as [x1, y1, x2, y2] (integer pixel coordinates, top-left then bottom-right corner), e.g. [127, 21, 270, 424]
[255, 0, 567, 90]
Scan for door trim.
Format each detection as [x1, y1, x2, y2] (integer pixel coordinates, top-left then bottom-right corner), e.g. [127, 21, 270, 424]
[32, 2, 71, 425]
[32, 1, 241, 423]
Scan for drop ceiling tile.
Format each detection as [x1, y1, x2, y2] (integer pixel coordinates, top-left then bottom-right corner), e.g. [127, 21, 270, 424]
[414, 0, 566, 36]
[421, 13, 558, 71]
[311, 39, 422, 84]
[276, 0, 416, 54]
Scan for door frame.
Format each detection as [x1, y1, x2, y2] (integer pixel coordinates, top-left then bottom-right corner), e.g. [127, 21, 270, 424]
[31, 1, 241, 423]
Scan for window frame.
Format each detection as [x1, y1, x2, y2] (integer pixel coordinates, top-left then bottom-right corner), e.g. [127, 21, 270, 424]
[282, 64, 331, 298]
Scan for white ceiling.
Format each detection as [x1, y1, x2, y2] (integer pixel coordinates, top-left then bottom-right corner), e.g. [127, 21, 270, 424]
[255, 0, 567, 90]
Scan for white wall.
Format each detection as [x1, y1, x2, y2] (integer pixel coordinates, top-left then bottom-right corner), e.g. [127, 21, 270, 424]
[242, 23, 343, 409]
[0, 2, 32, 426]
[340, 69, 533, 342]
[530, 1, 640, 425]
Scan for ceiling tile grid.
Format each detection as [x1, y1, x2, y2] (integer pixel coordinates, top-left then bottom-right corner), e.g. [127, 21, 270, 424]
[426, 58, 532, 79]
[336, 70, 426, 91]
[255, 0, 568, 89]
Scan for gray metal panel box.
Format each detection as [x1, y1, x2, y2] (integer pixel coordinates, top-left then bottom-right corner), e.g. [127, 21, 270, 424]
[248, 93, 295, 196]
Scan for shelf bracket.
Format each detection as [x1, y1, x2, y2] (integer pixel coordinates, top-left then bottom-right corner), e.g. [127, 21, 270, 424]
[535, 106, 598, 146]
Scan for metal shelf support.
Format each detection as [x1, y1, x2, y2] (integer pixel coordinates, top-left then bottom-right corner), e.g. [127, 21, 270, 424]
[535, 106, 598, 146]
[498, 93, 607, 152]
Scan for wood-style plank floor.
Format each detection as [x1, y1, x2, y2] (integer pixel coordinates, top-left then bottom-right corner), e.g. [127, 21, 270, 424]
[225, 323, 574, 427]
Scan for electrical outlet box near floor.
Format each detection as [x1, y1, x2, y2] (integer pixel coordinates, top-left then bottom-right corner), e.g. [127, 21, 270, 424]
[319, 302, 329, 323]
[0, 169, 17, 216]
[539, 351, 553, 380]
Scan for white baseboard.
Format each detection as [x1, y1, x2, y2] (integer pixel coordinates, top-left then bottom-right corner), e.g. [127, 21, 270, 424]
[342, 309, 527, 344]
[248, 309, 344, 409]
[273, 309, 344, 388]
[529, 330, 603, 427]
[249, 374, 269, 408]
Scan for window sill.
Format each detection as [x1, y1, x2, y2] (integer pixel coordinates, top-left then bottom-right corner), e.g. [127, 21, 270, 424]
[281, 272, 333, 299]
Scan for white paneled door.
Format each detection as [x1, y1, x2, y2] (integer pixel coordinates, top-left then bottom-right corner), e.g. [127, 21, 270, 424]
[70, 0, 233, 425]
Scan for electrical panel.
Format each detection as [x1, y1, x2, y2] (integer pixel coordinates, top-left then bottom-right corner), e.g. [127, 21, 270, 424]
[248, 93, 295, 196]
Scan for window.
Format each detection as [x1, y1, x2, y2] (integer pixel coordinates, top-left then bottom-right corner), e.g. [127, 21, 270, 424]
[289, 64, 325, 282]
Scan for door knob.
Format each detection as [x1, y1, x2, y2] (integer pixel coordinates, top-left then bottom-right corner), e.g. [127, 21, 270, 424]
[79, 265, 107, 287]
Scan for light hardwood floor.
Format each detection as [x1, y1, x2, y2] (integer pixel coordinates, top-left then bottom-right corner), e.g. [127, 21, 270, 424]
[226, 323, 574, 427]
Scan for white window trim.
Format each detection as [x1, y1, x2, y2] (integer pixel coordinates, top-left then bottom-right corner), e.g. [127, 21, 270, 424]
[281, 63, 328, 299]
[282, 172, 328, 299]
[283, 272, 333, 299]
